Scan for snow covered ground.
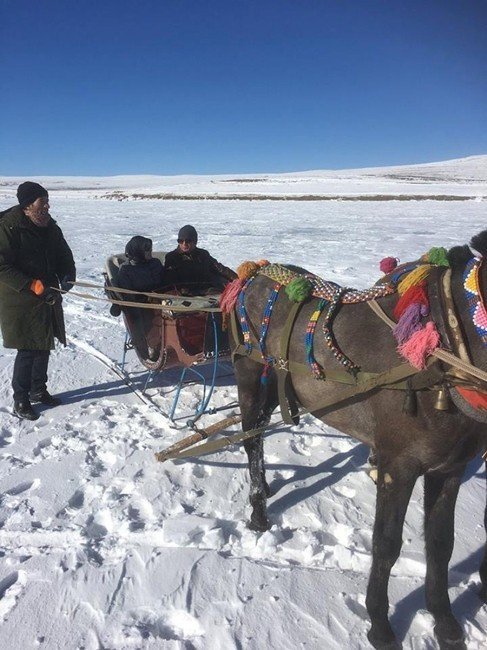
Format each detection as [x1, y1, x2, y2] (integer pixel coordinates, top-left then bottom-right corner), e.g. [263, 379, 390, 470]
[1, 156, 487, 649]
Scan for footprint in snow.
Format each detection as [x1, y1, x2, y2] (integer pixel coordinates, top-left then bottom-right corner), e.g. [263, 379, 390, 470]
[0, 453, 33, 471]
[127, 498, 155, 531]
[341, 593, 368, 620]
[84, 509, 113, 540]
[57, 488, 85, 518]
[0, 571, 28, 622]
[5, 478, 40, 496]
[0, 427, 14, 448]
[192, 464, 211, 479]
[127, 608, 205, 641]
[85, 445, 107, 477]
[290, 438, 311, 457]
[127, 504, 146, 531]
[33, 437, 52, 457]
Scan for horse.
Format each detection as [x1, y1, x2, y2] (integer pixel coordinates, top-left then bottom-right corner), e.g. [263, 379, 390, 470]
[229, 233, 487, 650]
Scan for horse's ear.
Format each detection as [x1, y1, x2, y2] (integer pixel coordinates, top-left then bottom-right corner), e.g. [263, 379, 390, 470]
[470, 231, 487, 258]
[447, 244, 473, 267]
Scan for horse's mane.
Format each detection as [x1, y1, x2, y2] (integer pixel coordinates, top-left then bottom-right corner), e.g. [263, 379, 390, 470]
[447, 245, 473, 268]
[446, 230, 487, 269]
[470, 230, 487, 258]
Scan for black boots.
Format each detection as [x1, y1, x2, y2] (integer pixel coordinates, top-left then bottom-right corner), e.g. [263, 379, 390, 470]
[13, 391, 61, 420]
[13, 400, 39, 421]
[30, 390, 62, 406]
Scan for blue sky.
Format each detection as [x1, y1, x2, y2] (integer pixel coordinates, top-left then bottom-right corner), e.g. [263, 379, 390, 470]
[1, 0, 486, 175]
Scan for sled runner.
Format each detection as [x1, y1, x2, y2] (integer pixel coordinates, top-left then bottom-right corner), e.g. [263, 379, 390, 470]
[104, 252, 232, 424]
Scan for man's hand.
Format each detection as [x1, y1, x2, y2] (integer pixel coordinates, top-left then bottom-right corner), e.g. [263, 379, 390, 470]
[30, 280, 60, 305]
[60, 276, 74, 292]
[42, 288, 60, 305]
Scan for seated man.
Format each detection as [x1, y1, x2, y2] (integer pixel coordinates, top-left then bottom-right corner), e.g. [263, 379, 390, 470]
[114, 236, 166, 360]
[117, 235, 165, 294]
[164, 225, 237, 295]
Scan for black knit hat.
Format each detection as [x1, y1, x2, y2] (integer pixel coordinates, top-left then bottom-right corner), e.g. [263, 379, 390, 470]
[125, 235, 152, 263]
[17, 182, 49, 209]
[178, 224, 198, 243]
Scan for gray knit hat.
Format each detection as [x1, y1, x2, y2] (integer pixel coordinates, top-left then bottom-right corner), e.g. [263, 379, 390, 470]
[178, 224, 198, 243]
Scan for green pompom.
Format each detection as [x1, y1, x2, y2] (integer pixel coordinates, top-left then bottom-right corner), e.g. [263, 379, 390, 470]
[428, 247, 450, 267]
[285, 277, 313, 302]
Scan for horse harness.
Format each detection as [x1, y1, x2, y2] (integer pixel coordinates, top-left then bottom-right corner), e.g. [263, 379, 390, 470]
[230, 265, 487, 426]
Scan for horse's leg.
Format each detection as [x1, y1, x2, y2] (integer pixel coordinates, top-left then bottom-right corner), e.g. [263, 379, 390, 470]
[424, 467, 467, 649]
[479, 459, 487, 602]
[366, 457, 420, 650]
[235, 356, 277, 531]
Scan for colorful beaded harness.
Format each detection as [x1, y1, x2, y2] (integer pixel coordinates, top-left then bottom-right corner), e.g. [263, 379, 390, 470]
[237, 264, 394, 379]
[464, 257, 487, 347]
[232, 248, 451, 381]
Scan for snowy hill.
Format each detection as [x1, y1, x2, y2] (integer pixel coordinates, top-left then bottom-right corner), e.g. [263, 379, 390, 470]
[1, 155, 486, 200]
[0, 158, 486, 649]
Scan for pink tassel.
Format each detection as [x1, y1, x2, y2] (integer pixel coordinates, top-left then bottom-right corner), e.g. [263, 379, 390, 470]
[219, 278, 245, 314]
[380, 257, 399, 274]
[398, 321, 440, 369]
[393, 303, 422, 344]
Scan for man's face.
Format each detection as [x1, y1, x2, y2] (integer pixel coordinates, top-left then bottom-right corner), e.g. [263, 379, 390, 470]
[178, 238, 196, 253]
[24, 197, 50, 227]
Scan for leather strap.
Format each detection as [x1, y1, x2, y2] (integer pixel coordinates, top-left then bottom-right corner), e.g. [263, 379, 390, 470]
[276, 301, 303, 425]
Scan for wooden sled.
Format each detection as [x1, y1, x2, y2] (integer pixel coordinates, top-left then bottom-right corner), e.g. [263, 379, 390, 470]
[104, 252, 232, 424]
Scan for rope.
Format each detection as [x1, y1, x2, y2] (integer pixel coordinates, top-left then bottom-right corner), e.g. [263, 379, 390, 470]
[51, 281, 223, 312]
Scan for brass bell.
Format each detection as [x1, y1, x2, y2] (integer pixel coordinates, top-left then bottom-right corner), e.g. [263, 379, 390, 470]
[434, 386, 450, 411]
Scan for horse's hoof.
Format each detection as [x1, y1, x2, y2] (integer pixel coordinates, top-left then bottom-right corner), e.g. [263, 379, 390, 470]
[434, 617, 465, 649]
[248, 517, 270, 532]
[367, 627, 401, 650]
[435, 639, 467, 650]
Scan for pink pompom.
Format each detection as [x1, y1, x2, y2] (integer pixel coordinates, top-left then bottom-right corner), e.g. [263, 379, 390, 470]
[398, 321, 440, 369]
[380, 257, 399, 274]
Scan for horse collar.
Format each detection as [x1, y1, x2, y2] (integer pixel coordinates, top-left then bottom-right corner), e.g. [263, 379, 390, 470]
[464, 257, 487, 347]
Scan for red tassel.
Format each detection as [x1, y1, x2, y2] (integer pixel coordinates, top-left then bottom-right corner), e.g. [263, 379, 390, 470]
[219, 278, 244, 315]
[393, 283, 429, 320]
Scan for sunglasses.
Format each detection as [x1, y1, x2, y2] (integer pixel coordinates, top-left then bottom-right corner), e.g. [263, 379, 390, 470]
[178, 239, 194, 244]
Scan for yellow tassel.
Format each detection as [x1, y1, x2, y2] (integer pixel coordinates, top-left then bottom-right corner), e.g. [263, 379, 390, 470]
[397, 265, 431, 295]
[236, 261, 260, 280]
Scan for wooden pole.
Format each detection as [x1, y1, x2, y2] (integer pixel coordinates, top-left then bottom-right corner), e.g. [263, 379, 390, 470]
[155, 414, 242, 462]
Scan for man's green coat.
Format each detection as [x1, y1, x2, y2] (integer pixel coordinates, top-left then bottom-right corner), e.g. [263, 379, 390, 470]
[0, 206, 76, 350]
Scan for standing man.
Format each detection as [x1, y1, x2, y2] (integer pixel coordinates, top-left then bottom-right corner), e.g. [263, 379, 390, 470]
[0, 182, 76, 420]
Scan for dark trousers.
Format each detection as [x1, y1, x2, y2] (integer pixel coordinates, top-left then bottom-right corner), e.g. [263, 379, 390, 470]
[12, 350, 50, 401]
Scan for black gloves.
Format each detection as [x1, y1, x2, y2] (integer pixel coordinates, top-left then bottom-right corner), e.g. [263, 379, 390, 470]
[42, 288, 61, 305]
[60, 276, 74, 292]
[110, 304, 122, 317]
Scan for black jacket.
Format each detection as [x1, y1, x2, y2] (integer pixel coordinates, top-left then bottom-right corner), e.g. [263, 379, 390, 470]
[117, 258, 165, 297]
[164, 247, 236, 294]
[0, 205, 75, 349]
